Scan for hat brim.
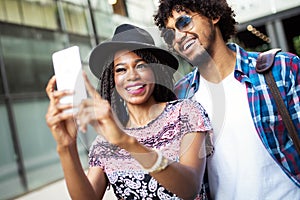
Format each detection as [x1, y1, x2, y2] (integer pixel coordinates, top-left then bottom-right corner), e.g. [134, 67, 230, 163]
[89, 41, 178, 79]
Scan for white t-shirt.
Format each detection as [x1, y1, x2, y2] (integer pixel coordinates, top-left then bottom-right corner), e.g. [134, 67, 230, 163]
[193, 72, 300, 200]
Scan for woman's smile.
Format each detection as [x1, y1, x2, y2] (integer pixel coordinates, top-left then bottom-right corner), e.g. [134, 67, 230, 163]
[114, 49, 155, 105]
[125, 83, 146, 94]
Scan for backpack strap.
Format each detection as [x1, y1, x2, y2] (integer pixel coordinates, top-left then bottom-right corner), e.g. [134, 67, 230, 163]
[255, 49, 300, 155]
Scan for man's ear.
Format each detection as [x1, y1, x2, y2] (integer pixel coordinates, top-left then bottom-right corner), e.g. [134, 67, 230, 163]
[212, 16, 221, 25]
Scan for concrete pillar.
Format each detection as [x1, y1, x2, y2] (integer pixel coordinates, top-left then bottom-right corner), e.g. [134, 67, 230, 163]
[266, 19, 288, 51]
[266, 21, 279, 49]
[274, 19, 288, 52]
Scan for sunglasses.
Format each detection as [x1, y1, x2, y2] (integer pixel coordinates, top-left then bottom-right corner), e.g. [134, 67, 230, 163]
[162, 14, 199, 46]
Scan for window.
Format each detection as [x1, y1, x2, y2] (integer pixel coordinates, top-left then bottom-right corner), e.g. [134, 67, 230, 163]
[0, 0, 22, 24]
[0, 105, 25, 199]
[0, 70, 3, 95]
[0, 24, 64, 94]
[0, 0, 58, 30]
[61, 2, 89, 35]
[21, 0, 58, 30]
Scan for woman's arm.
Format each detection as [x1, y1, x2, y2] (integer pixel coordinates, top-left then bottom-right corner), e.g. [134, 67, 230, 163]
[45, 76, 107, 200]
[57, 143, 107, 200]
[77, 73, 206, 199]
[117, 132, 206, 200]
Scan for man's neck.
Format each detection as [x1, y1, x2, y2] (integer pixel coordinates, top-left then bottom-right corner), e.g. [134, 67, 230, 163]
[198, 43, 236, 83]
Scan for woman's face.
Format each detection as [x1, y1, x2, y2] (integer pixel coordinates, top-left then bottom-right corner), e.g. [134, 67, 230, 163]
[113, 49, 156, 106]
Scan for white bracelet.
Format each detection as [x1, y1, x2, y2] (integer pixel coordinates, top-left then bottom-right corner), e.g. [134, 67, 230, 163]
[143, 150, 169, 173]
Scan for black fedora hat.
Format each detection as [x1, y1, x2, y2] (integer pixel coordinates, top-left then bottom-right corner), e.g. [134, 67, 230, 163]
[89, 24, 178, 79]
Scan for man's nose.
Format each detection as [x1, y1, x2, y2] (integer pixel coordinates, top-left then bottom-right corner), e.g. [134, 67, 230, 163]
[174, 29, 186, 44]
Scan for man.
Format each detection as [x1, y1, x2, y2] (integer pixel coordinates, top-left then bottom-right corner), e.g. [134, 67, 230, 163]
[154, 0, 300, 199]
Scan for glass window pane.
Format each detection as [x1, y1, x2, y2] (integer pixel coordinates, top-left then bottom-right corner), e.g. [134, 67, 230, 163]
[43, 3, 59, 30]
[0, 1, 6, 21]
[62, 3, 89, 35]
[21, 1, 45, 28]
[3, 0, 22, 24]
[21, 0, 58, 30]
[90, 0, 113, 13]
[12, 98, 88, 190]
[13, 99, 63, 190]
[0, 104, 25, 199]
[0, 71, 3, 95]
[94, 11, 115, 38]
[69, 34, 92, 63]
[64, 0, 87, 6]
[0, 24, 66, 94]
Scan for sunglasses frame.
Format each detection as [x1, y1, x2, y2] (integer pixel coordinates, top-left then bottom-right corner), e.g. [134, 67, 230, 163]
[162, 13, 200, 46]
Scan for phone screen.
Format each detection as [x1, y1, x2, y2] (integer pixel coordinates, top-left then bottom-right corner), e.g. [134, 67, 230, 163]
[52, 46, 87, 113]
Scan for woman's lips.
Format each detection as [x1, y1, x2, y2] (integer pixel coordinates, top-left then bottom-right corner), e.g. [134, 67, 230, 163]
[126, 84, 146, 94]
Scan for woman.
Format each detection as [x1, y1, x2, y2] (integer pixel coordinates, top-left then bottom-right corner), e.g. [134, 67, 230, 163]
[45, 24, 213, 200]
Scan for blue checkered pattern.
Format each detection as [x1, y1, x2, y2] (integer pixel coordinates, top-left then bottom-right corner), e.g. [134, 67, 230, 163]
[174, 43, 300, 189]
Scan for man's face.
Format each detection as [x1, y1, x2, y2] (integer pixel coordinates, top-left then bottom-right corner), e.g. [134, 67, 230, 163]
[164, 10, 217, 65]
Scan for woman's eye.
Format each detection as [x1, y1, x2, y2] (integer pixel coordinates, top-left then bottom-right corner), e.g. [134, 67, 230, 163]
[115, 68, 126, 73]
[136, 63, 148, 69]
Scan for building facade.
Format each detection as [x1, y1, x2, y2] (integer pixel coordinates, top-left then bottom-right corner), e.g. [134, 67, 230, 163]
[0, 0, 159, 199]
[1, 0, 299, 199]
[228, 0, 300, 54]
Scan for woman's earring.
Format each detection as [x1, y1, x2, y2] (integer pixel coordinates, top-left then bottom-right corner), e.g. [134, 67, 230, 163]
[119, 98, 128, 113]
[123, 99, 128, 113]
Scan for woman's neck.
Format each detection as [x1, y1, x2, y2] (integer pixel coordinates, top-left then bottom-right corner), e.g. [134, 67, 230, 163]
[126, 100, 166, 128]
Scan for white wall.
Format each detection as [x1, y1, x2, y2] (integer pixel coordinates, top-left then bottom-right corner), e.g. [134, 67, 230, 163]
[227, 0, 300, 23]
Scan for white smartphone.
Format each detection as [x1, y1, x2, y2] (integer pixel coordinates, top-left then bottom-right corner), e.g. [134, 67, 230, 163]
[52, 46, 87, 113]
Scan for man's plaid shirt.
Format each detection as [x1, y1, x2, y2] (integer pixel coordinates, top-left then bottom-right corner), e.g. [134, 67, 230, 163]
[174, 43, 300, 192]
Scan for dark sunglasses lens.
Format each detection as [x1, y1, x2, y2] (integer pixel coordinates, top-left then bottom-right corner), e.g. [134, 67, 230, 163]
[162, 29, 175, 45]
[176, 16, 192, 30]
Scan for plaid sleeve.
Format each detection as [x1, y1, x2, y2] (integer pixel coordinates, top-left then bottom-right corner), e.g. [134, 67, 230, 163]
[174, 68, 199, 99]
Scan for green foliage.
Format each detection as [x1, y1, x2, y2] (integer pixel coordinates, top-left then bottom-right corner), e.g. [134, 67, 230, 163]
[293, 35, 300, 56]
